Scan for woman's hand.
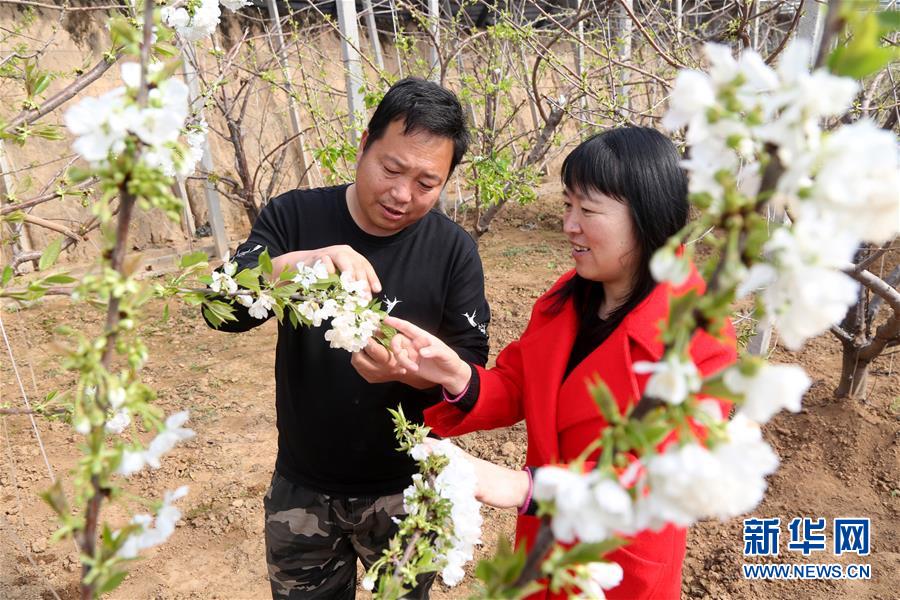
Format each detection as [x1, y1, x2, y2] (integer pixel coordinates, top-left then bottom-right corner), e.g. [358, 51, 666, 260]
[422, 439, 530, 510]
[384, 316, 472, 394]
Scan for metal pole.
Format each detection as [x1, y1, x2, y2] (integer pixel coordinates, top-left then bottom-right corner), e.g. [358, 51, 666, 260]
[181, 44, 229, 260]
[267, 0, 313, 188]
[362, 0, 385, 71]
[336, 0, 366, 144]
[0, 141, 35, 273]
[574, 0, 587, 125]
[616, 0, 633, 112]
[797, 0, 826, 54]
[428, 0, 440, 82]
[675, 0, 682, 44]
[748, 0, 823, 356]
[388, 0, 404, 78]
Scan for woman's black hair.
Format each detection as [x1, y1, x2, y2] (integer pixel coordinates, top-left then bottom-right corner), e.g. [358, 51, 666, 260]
[551, 127, 689, 370]
[362, 77, 470, 177]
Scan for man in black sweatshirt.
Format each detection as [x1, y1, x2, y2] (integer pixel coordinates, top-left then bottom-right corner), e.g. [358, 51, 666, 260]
[206, 78, 489, 599]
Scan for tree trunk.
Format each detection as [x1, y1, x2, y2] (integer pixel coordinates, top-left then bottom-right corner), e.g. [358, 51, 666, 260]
[834, 342, 870, 400]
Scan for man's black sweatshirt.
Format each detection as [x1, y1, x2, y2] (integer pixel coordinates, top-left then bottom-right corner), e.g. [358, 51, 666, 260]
[206, 185, 490, 495]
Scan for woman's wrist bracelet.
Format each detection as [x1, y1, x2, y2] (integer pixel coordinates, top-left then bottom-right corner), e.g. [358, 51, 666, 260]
[518, 466, 534, 516]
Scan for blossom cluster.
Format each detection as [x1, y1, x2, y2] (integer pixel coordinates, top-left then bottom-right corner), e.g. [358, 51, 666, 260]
[408, 440, 483, 586]
[659, 41, 899, 350]
[116, 486, 189, 559]
[211, 258, 384, 353]
[162, 0, 250, 42]
[534, 415, 779, 541]
[64, 62, 203, 177]
[117, 411, 196, 476]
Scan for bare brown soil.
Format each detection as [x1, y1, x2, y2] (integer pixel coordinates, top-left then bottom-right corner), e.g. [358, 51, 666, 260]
[1, 189, 898, 599]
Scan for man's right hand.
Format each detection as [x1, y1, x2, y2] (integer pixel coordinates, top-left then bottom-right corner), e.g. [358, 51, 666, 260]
[270, 245, 382, 297]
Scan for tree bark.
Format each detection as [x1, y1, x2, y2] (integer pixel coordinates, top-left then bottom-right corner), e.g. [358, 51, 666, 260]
[834, 340, 869, 399]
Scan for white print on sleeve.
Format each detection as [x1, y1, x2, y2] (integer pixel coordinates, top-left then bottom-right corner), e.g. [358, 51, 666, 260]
[385, 297, 402, 314]
[236, 244, 262, 258]
[463, 309, 488, 336]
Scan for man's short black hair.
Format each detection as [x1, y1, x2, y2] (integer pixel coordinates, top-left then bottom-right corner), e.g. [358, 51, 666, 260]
[363, 77, 470, 177]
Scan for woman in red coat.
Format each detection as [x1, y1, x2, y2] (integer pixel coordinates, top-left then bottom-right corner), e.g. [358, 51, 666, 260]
[386, 127, 737, 599]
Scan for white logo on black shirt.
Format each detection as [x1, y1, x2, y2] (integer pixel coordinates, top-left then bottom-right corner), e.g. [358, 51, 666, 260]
[385, 297, 402, 314]
[463, 309, 488, 335]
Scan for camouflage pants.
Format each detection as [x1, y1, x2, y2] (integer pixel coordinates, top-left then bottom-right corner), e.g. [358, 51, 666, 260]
[264, 470, 436, 599]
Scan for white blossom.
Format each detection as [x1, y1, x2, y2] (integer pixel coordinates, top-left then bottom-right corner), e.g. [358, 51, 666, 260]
[117, 486, 189, 559]
[361, 574, 376, 591]
[210, 269, 238, 295]
[73, 416, 91, 435]
[117, 411, 195, 476]
[739, 220, 860, 350]
[108, 386, 126, 410]
[661, 70, 715, 132]
[235, 293, 254, 307]
[323, 307, 381, 352]
[402, 440, 482, 587]
[725, 363, 811, 424]
[637, 415, 778, 528]
[633, 354, 701, 405]
[534, 468, 636, 543]
[64, 89, 130, 163]
[340, 270, 370, 299]
[220, 0, 251, 10]
[162, 0, 220, 42]
[182, 120, 207, 176]
[649, 246, 690, 286]
[248, 293, 275, 319]
[574, 561, 624, 599]
[105, 409, 131, 434]
[797, 120, 900, 244]
[293, 260, 329, 288]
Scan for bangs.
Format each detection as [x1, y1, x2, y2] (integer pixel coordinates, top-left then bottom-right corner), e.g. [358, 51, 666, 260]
[560, 136, 628, 202]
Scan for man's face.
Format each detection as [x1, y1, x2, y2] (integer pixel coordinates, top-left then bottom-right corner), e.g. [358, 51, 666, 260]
[349, 119, 454, 236]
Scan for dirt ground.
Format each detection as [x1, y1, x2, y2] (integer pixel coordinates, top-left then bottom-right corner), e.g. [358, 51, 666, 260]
[1, 190, 898, 600]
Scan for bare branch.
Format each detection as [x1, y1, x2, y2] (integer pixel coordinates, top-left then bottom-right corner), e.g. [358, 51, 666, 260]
[4, 53, 122, 134]
[19, 213, 83, 242]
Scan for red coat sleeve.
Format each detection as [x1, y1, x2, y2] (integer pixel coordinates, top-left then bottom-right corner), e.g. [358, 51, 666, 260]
[424, 339, 527, 437]
[424, 274, 574, 437]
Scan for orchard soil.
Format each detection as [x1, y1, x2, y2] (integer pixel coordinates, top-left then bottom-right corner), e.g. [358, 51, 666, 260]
[1, 187, 898, 600]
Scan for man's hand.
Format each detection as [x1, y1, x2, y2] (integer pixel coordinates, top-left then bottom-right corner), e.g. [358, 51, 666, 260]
[350, 337, 433, 389]
[271, 245, 381, 297]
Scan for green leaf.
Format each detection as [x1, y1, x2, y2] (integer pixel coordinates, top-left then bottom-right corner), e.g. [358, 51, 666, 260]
[554, 539, 627, 569]
[202, 300, 237, 328]
[588, 376, 620, 426]
[40, 480, 69, 517]
[234, 269, 261, 290]
[97, 570, 128, 595]
[1, 265, 13, 287]
[258, 248, 273, 275]
[3, 210, 24, 224]
[877, 9, 900, 31]
[828, 12, 900, 79]
[42, 274, 76, 284]
[162, 303, 170, 322]
[38, 237, 62, 271]
[179, 251, 208, 269]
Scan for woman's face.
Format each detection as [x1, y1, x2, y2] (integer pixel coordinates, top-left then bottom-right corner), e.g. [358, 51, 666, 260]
[562, 186, 640, 288]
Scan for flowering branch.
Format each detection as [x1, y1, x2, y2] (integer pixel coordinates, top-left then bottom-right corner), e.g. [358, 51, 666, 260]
[362, 407, 482, 599]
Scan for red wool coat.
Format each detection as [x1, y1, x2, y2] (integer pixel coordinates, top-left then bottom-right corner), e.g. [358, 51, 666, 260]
[425, 270, 737, 599]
